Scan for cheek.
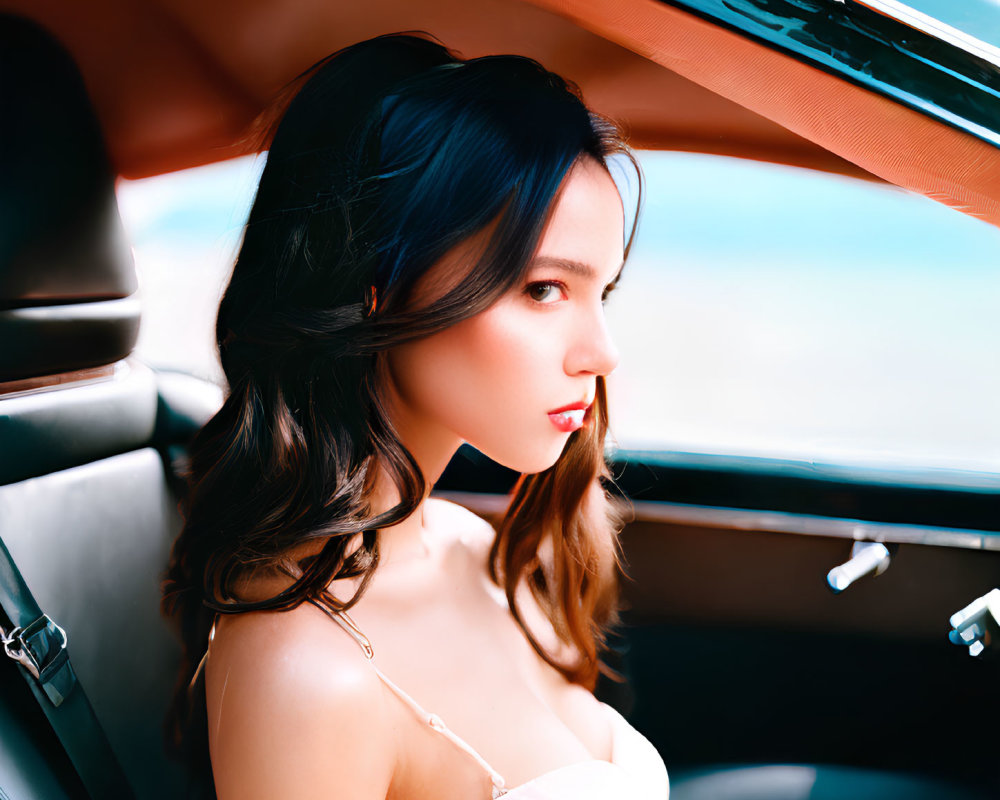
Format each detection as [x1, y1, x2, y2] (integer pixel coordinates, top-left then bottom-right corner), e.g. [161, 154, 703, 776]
[388, 307, 566, 465]
[457, 311, 549, 407]
[393, 312, 537, 417]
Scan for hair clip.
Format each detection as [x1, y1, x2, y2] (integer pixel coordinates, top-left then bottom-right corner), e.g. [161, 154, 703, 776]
[365, 285, 378, 317]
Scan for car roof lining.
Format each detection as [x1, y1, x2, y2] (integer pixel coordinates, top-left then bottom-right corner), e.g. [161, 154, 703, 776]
[6, 0, 1000, 226]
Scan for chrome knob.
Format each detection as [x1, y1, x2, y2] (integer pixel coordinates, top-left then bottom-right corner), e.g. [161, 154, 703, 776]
[949, 588, 1000, 657]
[827, 542, 891, 593]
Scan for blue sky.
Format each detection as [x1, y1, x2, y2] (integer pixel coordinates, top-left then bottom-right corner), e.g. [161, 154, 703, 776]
[908, 0, 1000, 48]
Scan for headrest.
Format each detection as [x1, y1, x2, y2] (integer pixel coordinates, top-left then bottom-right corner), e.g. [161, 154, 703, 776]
[0, 361, 224, 486]
[0, 360, 157, 485]
[0, 14, 138, 382]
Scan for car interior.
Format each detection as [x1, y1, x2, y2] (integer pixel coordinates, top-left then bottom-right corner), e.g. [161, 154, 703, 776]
[1, 1, 998, 799]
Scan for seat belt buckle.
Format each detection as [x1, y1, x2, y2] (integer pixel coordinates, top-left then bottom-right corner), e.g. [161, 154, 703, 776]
[2, 614, 76, 705]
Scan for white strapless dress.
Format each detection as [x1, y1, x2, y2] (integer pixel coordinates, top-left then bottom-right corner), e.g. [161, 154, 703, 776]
[498, 701, 669, 799]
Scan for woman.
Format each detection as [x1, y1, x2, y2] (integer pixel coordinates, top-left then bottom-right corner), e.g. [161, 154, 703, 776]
[163, 32, 667, 799]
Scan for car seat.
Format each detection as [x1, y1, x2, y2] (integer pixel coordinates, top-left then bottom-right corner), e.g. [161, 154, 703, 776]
[0, 14, 221, 799]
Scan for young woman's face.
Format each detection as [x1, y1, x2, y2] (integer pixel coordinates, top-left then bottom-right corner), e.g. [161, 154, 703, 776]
[387, 156, 625, 475]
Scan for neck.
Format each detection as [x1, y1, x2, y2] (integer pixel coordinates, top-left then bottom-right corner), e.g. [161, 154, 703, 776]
[370, 383, 462, 569]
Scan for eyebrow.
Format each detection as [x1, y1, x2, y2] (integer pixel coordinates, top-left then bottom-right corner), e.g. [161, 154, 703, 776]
[529, 256, 624, 283]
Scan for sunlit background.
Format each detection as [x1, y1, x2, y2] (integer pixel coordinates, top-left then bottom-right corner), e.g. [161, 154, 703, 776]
[116, 151, 1000, 477]
[906, 0, 1000, 48]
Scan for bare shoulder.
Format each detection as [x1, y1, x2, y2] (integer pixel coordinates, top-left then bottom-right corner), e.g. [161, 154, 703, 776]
[206, 603, 396, 800]
[425, 496, 498, 564]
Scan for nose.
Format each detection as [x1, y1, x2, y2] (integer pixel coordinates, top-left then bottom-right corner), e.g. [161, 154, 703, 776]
[565, 307, 620, 378]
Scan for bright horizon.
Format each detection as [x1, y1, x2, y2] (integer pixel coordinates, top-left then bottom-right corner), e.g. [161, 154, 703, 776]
[117, 151, 1000, 477]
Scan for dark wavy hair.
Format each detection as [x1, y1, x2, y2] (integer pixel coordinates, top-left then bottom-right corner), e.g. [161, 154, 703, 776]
[162, 31, 641, 791]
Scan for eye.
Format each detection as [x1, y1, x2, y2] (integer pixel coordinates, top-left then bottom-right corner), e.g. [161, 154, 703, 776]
[526, 281, 566, 304]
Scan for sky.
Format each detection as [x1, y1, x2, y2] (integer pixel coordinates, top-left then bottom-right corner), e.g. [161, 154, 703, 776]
[906, 0, 1000, 48]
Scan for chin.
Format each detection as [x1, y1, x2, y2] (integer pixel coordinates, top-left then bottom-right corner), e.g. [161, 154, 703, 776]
[476, 437, 569, 476]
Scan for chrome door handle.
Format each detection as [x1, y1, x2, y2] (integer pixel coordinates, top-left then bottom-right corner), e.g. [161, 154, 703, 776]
[826, 541, 891, 593]
[949, 588, 1000, 657]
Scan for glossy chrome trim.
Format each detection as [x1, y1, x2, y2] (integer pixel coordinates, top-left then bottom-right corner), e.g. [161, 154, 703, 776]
[435, 490, 1000, 552]
[626, 500, 1000, 551]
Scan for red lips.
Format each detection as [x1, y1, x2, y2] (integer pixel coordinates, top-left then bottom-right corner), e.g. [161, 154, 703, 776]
[548, 401, 591, 414]
[547, 400, 592, 433]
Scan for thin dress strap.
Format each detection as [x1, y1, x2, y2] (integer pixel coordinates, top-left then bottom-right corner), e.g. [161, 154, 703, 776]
[308, 597, 509, 798]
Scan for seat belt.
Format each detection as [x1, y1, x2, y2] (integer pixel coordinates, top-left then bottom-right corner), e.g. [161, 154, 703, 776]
[0, 535, 134, 799]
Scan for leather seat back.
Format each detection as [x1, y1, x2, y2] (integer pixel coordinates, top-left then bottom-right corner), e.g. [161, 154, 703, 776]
[0, 14, 220, 799]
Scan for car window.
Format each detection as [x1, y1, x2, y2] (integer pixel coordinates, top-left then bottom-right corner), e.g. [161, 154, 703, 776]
[605, 152, 1000, 479]
[878, 0, 1000, 52]
[117, 151, 1000, 478]
[117, 154, 264, 384]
